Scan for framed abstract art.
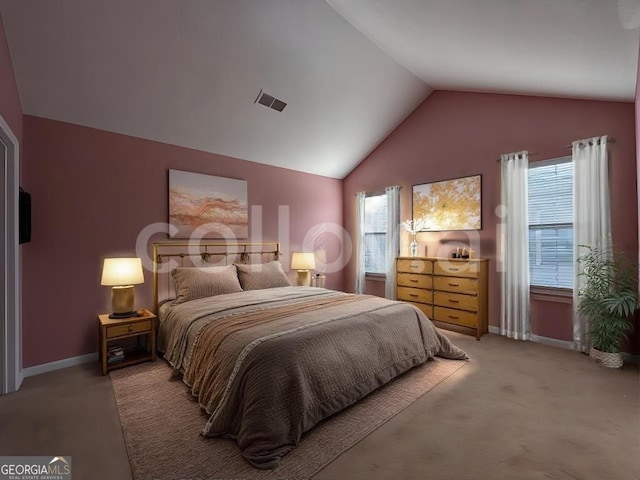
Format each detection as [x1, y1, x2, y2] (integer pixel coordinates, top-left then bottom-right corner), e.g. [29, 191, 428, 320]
[412, 174, 482, 231]
[169, 169, 248, 238]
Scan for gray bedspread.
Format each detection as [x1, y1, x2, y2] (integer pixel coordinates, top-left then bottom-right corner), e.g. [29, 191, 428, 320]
[158, 286, 467, 469]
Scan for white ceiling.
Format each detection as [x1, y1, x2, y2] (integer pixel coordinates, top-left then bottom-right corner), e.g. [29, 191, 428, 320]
[1, 1, 638, 179]
[329, 0, 640, 102]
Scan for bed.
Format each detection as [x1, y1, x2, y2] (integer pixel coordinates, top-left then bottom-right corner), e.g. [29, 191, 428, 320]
[153, 241, 467, 469]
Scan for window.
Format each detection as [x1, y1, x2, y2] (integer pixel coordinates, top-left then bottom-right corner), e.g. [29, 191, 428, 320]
[364, 193, 387, 274]
[528, 157, 573, 289]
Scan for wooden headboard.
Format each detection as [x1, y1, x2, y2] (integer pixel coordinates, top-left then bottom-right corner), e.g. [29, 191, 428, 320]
[152, 241, 281, 313]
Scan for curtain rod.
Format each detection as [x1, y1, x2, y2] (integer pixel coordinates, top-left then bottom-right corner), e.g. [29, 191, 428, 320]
[567, 137, 616, 148]
[496, 137, 616, 162]
[495, 152, 539, 162]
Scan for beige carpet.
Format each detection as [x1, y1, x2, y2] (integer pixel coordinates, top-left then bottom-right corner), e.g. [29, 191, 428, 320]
[110, 357, 467, 480]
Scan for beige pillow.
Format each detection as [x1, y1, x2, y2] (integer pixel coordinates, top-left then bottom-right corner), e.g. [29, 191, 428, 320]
[171, 265, 243, 304]
[235, 261, 291, 290]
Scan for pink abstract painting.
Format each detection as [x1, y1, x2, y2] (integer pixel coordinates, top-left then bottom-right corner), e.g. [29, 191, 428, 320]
[169, 169, 248, 238]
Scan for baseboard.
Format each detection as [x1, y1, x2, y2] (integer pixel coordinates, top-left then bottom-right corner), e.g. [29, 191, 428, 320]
[22, 352, 98, 378]
[489, 325, 574, 349]
[529, 334, 574, 350]
[17, 370, 24, 390]
[489, 325, 573, 350]
[622, 352, 640, 364]
[489, 326, 639, 361]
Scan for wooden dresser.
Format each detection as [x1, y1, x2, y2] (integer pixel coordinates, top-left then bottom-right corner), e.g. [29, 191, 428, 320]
[396, 257, 488, 340]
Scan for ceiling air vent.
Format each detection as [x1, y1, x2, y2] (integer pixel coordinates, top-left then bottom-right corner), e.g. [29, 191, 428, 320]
[254, 89, 287, 112]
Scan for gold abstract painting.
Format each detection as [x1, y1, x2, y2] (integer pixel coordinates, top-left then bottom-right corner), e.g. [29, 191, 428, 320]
[412, 175, 481, 231]
[169, 169, 248, 238]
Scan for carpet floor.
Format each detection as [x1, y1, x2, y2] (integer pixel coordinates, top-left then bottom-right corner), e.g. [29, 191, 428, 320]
[110, 357, 467, 480]
[2, 332, 638, 480]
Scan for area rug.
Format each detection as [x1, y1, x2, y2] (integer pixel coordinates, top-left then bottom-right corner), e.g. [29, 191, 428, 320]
[110, 357, 467, 480]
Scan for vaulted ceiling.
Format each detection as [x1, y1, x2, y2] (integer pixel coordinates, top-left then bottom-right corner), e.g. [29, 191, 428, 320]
[1, 0, 638, 179]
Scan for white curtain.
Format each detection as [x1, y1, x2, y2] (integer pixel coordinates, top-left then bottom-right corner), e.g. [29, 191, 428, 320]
[572, 135, 612, 352]
[385, 186, 401, 299]
[354, 192, 366, 294]
[500, 152, 531, 340]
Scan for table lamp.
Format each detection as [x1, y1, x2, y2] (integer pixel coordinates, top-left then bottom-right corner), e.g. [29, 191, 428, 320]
[291, 252, 316, 286]
[101, 257, 144, 318]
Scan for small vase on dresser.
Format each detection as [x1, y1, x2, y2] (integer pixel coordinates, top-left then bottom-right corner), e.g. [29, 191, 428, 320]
[410, 235, 419, 257]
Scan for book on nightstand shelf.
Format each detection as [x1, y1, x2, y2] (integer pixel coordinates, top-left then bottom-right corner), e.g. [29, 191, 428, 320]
[107, 346, 125, 363]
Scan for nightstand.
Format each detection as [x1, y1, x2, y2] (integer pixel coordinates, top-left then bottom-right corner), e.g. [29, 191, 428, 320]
[98, 308, 157, 375]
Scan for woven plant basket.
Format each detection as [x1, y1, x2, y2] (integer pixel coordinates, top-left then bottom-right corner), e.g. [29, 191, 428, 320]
[590, 347, 623, 368]
[589, 347, 603, 361]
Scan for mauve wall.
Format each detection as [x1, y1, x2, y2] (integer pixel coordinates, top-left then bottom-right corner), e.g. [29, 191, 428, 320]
[0, 13, 21, 143]
[343, 91, 637, 351]
[637, 45, 640, 271]
[21, 116, 344, 367]
[636, 47, 640, 355]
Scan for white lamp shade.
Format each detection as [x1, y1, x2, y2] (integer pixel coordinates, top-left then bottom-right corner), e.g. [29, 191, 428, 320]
[101, 258, 144, 286]
[291, 252, 316, 271]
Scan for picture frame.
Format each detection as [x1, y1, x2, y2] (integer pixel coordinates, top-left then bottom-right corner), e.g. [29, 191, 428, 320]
[169, 169, 248, 239]
[412, 174, 482, 231]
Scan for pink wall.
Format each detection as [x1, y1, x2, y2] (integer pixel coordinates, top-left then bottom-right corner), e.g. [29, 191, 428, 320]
[0, 12, 21, 143]
[636, 46, 640, 355]
[344, 91, 638, 351]
[21, 116, 344, 367]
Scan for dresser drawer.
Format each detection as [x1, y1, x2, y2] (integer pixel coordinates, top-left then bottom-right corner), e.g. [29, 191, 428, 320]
[433, 306, 478, 328]
[397, 286, 433, 304]
[408, 302, 433, 319]
[433, 275, 478, 295]
[433, 260, 478, 278]
[106, 319, 152, 339]
[434, 291, 477, 312]
[397, 273, 433, 290]
[397, 259, 432, 274]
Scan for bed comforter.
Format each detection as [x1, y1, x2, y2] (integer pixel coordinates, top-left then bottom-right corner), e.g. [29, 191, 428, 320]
[158, 286, 467, 469]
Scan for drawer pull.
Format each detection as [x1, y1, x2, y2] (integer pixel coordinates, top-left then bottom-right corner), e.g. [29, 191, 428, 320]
[410, 265, 419, 269]
[448, 315, 459, 320]
[410, 279, 419, 283]
[448, 283, 460, 287]
[409, 294, 418, 298]
[448, 299, 460, 304]
[449, 267, 459, 271]
[128, 325, 134, 332]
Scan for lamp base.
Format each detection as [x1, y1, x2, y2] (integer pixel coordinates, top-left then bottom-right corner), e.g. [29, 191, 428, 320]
[296, 270, 311, 287]
[111, 285, 136, 318]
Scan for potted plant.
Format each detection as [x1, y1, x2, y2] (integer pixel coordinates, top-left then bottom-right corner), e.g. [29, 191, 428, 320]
[576, 245, 640, 368]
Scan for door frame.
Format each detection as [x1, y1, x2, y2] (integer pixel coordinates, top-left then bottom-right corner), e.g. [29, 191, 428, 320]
[0, 112, 21, 394]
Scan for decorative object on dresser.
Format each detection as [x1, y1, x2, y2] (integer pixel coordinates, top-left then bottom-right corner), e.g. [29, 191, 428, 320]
[412, 174, 482, 231]
[396, 256, 488, 340]
[401, 218, 428, 257]
[101, 257, 145, 318]
[98, 308, 157, 375]
[291, 252, 316, 286]
[168, 169, 248, 239]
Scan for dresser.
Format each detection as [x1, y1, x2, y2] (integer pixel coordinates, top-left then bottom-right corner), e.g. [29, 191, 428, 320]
[396, 257, 488, 340]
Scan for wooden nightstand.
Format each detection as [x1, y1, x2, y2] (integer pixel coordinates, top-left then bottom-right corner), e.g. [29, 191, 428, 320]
[98, 308, 157, 375]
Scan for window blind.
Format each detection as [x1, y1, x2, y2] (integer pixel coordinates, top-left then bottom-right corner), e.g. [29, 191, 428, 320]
[364, 194, 387, 274]
[528, 159, 573, 288]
